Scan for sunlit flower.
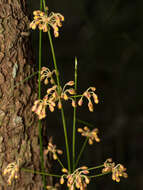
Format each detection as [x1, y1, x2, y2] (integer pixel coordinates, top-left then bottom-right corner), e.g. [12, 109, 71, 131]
[30, 8, 64, 37]
[78, 87, 99, 112]
[78, 126, 100, 145]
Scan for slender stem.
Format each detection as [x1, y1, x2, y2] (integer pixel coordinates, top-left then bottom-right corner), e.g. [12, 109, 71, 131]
[46, 23, 71, 172]
[70, 95, 82, 98]
[47, 30, 60, 87]
[72, 57, 78, 171]
[56, 154, 65, 169]
[89, 172, 110, 178]
[38, 0, 46, 189]
[21, 168, 61, 178]
[12, 71, 39, 89]
[43, 0, 46, 9]
[77, 119, 94, 128]
[60, 107, 71, 172]
[88, 164, 104, 171]
[75, 137, 88, 168]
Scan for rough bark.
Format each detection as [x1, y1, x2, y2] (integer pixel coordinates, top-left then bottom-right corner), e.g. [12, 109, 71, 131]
[0, 0, 44, 189]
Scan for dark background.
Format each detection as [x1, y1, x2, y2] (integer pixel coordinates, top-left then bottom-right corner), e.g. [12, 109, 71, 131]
[28, 0, 143, 190]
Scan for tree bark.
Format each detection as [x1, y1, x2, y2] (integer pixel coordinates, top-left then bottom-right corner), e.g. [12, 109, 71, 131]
[0, 0, 43, 189]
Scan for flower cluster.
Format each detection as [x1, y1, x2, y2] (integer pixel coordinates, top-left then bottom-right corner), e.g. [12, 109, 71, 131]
[78, 126, 100, 145]
[60, 166, 90, 190]
[30, 9, 64, 37]
[31, 98, 47, 120]
[32, 76, 76, 119]
[44, 142, 63, 160]
[78, 87, 99, 112]
[40, 67, 56, 85]
[60, 81, 76, 107]
[102, 158, 128, 182]
[3, 160, 20, 185]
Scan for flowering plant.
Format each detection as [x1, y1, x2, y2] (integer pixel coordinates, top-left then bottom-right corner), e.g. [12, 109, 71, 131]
[2, 1, 128, 189]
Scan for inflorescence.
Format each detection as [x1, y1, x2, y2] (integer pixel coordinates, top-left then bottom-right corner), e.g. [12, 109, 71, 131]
[30, 8, 64, 37]
[60, 166, 90, 190]
[78, 126, 100, 145]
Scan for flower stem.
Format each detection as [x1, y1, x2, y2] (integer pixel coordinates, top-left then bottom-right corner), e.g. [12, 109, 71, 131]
[45, 14, 71, 172]
[12, 71, 39, 89]
[72, 57, 78, 171]
[89, 172, 110, 178]
[75, 137, 88, 168]
[21, 168, 61, 178]
[88, 164, 104, 171]
[56, 154, 65, 169]
[77, 119, 94, 128]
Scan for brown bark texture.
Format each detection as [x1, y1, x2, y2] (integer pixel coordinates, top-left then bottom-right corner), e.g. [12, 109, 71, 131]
[0, 0, 44, 189]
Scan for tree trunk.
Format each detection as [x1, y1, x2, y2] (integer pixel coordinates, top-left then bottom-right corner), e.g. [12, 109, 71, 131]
[0, 0, 44, 189]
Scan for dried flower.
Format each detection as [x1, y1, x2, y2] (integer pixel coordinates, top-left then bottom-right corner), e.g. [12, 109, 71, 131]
[60, 166, 90, 190]
[44, 142, 63, 160]
[78, 126, 100, 144]
[102, 159, 128, 182]
[30, 9, 64, 37]
[78, 87, 99, 112]
[3, 159, 21, 185]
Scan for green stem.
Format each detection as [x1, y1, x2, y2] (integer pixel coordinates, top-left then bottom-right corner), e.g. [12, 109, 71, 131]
[70, 95, 82, 98]
[88, 164, 104, 171]
[56, 154, 65, 169]
[72, 57, 78, 171]
[60, 107, 71, 172]
[89, 172, 110, 178]
[12, 71, 39, 89]
[43, 0, 71, 172]
[21, 168, 61, 178]
[46, 22, 71, 172]
[77, 119, 94, 128]
[75, 137, 88, 168]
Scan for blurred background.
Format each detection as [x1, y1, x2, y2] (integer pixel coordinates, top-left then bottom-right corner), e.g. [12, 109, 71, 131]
[28, 0, 143, 189]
